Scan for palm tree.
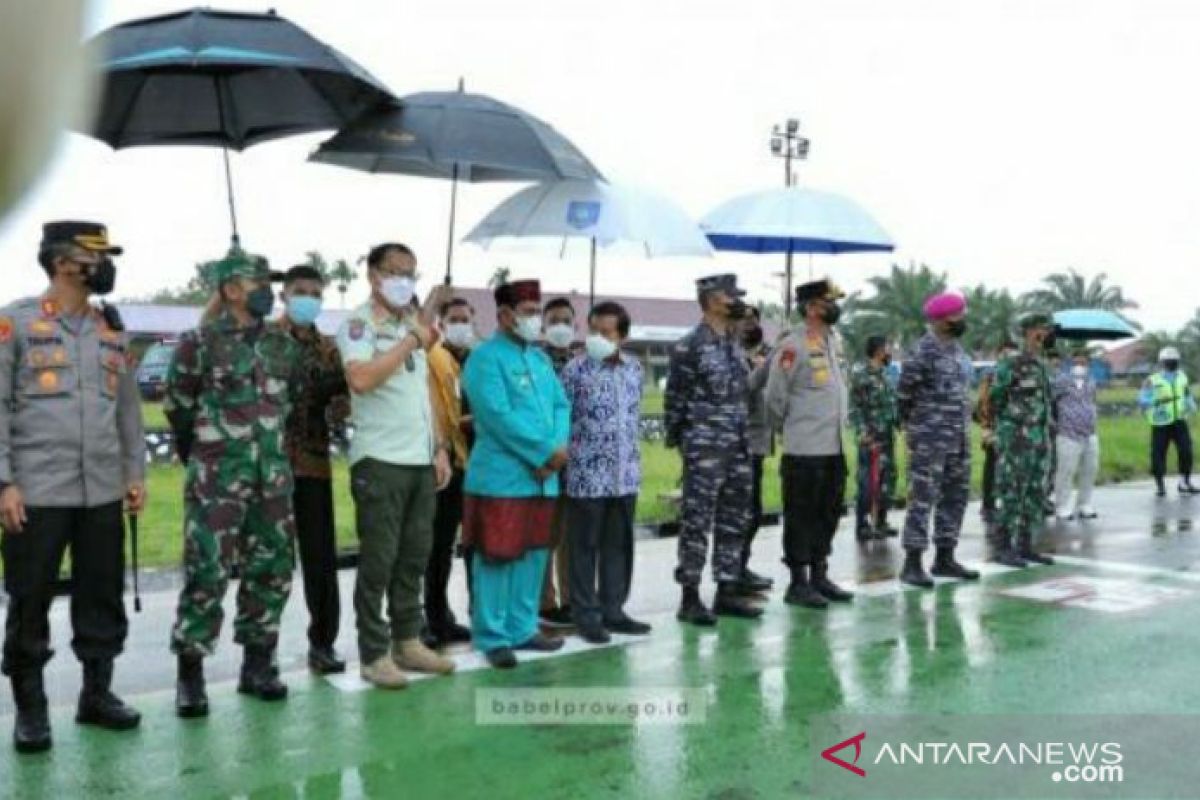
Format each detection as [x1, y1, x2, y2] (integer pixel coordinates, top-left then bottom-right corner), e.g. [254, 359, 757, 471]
[854, 262, 948, 350]
[962, 286, 1021, 356]
[328, 259, 357, 309]
[1020, 269, 1138, 315]
[487, 266, 511, 289]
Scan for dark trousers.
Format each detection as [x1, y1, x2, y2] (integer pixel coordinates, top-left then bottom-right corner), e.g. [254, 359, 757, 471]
[741, 455, 765, 570]
[565, 496, 636, 628]
[981, 442, 998, 516]
[781, 454, 847, 567]
[2, 502, 127, 676]
[1152, 421, 1194, 481]
[294, 477, 340, 650]
[425, 468, 464, 632]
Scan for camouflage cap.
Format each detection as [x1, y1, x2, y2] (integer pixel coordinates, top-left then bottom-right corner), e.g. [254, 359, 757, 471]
[696, 273, 745, 297]
[1019, 311, 1055, 331]
[213, 249, 282, 285]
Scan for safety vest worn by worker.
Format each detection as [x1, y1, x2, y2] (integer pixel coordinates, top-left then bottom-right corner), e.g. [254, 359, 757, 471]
[1146, 372, 1193, 426]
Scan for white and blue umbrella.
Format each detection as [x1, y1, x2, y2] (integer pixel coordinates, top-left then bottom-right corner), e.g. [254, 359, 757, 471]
[701, 186, 894, 315]
[464, 179, 712, 306]
[1053, 308, 1138, 341]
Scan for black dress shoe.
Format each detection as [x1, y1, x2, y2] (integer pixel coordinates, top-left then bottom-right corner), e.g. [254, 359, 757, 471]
[76, 660, 141, 730]
[539, 606, 574, 629]
[604, 616, 652, 635]
[308, 647, 347, 675]
[486, 648, 518, 669]
[713, 584, 764, 619]
[899, 550, 934, 589]
[677, 586, 717, 626]
[516, 633, 564, 652]
[578, 625, 612, 645]
[175, 655, 209, 719]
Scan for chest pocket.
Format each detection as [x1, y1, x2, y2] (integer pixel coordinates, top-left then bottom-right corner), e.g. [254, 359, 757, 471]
[255, 336, 294, 406]
[698, 345, 733, 398]
[934, 357, 963, 396]
[206, 335, 256, 401]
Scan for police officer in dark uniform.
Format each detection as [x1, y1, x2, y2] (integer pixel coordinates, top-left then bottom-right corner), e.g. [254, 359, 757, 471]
[0, 221, 145, 753]
[664, 274, 762, 625]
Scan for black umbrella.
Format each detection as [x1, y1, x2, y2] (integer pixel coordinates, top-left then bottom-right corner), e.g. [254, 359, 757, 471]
[83, 7, 395, 245]
[309, 80, 603, 282]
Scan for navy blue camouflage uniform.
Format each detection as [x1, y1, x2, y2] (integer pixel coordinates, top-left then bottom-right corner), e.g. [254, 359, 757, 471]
[898, 332, 974, 552]
[665, 322, 751, 587]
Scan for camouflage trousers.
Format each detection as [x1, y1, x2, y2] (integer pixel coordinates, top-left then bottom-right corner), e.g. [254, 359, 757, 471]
[995, 439, 1049, 549]
[676, 442, 751, 586]
[855, 434, 897, 525]
[902, 434, 970, 552]
[170, 459, 296, 657]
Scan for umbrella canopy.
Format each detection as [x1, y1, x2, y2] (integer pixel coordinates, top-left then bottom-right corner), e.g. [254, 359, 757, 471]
[88, 7, 393, 150]
[1053, 308, 1138, 341]
[700, 186, 895, 254]
[464, 179, 712, 306]
[310, 90, 601, 182]
[82, 7, 395, 244]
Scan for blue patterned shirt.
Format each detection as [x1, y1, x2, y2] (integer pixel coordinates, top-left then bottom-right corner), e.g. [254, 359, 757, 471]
[561, 352, 643, 498]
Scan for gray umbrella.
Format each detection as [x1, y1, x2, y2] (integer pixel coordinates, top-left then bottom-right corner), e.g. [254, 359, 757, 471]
[310, 82, 602, 281]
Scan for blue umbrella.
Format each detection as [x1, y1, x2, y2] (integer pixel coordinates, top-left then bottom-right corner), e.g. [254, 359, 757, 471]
[701, 186, 894, 317]
[1053, 308, 1138, 341]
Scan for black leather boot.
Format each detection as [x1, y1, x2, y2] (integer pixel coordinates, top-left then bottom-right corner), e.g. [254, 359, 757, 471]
[10, 672, 51, 754]
[1017, 532, 1055, 566]
[676, 585, 717, 626]
[713, 582, 764, 619]
[76, 660, 140, 730]
[811, 562, 854, 602]
[931, 546, 980, 580]
[899, 549, 934, 588]
[784, 565, 829, 609]
[175, 654, 209, 718]
[237, 645, 288, 702]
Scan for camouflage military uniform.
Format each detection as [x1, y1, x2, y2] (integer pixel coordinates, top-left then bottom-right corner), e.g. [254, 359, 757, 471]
[849, 361, 899, 530]
[897, 332, 973, 552]
[665, 321, 751, 586]
[166, 310, 300, 657]
[990, 349, 1052, 550]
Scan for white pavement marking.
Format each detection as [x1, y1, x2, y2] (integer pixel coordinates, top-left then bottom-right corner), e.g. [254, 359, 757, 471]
[1051, 554, 1200, 584]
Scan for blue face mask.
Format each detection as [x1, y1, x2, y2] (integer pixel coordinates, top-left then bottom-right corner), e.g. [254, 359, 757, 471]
[287, 295, 322, 326]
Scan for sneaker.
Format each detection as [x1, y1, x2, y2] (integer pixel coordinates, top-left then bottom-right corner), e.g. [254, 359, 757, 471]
[361, 656, 408, 690]
[392, 639, 456, 675]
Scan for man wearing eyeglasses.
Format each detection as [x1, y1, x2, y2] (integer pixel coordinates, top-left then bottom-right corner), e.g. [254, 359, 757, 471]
[338, 243, 455, 689]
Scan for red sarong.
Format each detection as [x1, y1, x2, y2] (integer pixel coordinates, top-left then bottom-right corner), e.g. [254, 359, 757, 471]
[462, 495, 555, 562]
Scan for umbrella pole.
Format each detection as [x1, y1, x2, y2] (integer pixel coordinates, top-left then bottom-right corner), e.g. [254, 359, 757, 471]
[589, 237, 597, 309]
[784, 244, 795, 320]
[444, 164, 459, 285]
[222, 147, 240, 248]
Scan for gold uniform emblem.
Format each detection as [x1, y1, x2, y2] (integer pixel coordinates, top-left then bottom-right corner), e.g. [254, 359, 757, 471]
[37, 370, 58, 391]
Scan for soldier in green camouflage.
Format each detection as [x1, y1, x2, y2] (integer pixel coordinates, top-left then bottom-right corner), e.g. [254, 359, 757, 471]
[165, 250, 300, 718]
[989, 313, 1056, 567]
[849, 335, 899, 540]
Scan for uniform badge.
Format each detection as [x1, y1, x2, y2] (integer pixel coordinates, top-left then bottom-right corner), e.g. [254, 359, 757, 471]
[52, 348, 67, 366]
[29, 319, 53, 336]
[348, 319, 366, 341]
[0, 317, 11, 344]
[37, 370, 58, 392]
[29, 350, 46, 367]
[39, 299, 58, 319]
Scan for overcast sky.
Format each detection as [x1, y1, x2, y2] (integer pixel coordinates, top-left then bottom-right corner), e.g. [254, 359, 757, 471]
[1, 0, 1197, 329]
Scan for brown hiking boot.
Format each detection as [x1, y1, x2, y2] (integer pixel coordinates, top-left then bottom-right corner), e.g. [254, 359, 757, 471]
[393, 639, 456, 675]
[361, 656, 408, 690]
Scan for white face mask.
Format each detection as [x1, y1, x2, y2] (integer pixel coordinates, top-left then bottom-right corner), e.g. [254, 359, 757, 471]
[444, 322, 474, 348]
[515, 314, 543, 343]
[586, 334, 618, 362]
[545, 323, 574, 349]
[380, 276, 416, 309]
[1071, 365, 1088, 379]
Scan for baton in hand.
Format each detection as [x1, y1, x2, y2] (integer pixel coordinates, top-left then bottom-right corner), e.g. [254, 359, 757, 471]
[128, 513, 142, 613]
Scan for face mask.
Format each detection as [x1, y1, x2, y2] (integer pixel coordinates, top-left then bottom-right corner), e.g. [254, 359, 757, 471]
[586, 334, 618, 362]
[882, 354, 893, 367]
[946, 319, 967, 338]
[1165, 360, 1180, 372]
[1043, 332, 1057, 351]
[545, 323, 574, 349]
[515, 314, 543, 343]
[83, 257, 116, 295]
[1071, 365, 1088, 379]
[247, 285, 275, 319]
[286, 295, 322, 326]
[821, 302, 842, 325]
[380, 276, 416, 309]
[444, 322, 474, 348]
[742, 326, 763, 348]
[727, 299, 749, 320]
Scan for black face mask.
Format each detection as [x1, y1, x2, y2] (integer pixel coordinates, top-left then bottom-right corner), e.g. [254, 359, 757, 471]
[1043, 332, 1057, 352]
[882, 354, 893, 367]
[946, 319, 967, 338]
[742, 326, 763, 348]
[821, 302, 842, 326]
[83, 257, 117, 296]
[246, 285, 276, 319]
[728, 299, 749, 320]
[1165, 360, 1181, 372]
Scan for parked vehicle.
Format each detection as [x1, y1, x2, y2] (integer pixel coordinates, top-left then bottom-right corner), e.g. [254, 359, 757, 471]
[136, 340, 178, 401]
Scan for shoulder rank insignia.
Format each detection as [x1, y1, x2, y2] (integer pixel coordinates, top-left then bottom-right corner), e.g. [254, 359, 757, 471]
[0, 317, 11, 344]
